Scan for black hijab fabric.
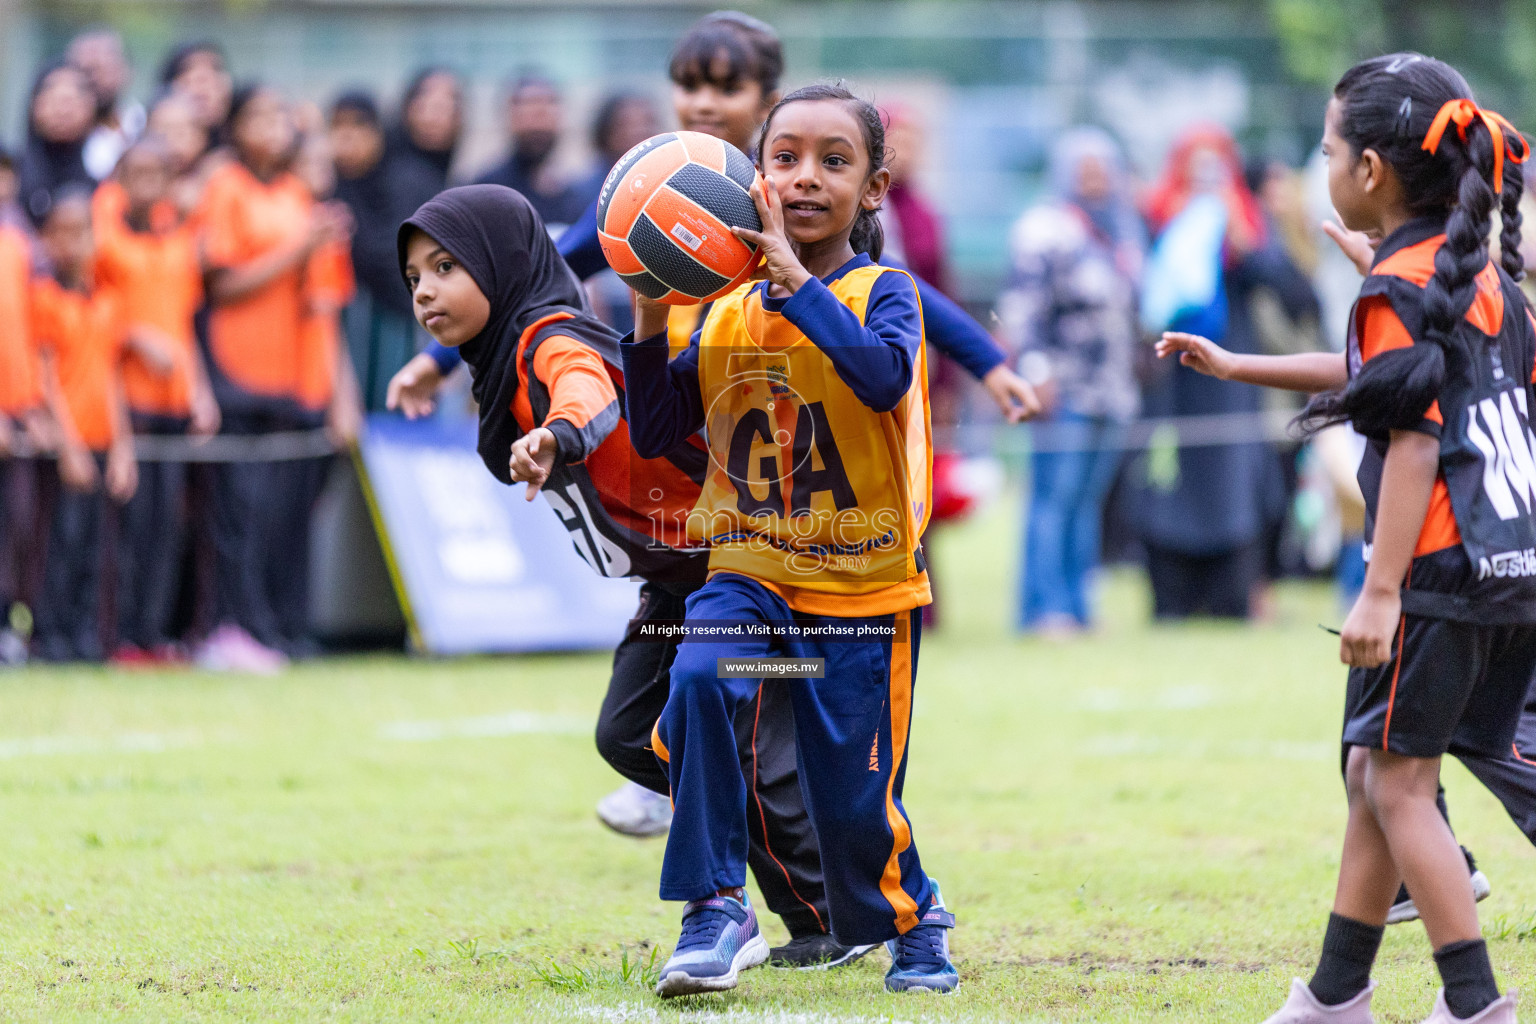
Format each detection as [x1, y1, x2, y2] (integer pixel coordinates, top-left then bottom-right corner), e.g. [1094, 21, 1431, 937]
[19, 62, 95, 226]
[397, 184, 617, 483]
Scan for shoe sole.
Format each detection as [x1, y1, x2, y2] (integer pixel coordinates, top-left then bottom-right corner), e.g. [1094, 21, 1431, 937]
[1387, 870, 1490, 925]
[769, 942, 878, 971]
[655, 933, 769, 997]
[885, 975, 961, 995]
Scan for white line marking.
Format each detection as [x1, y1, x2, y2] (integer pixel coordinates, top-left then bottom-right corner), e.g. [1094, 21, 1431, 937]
[0, 731, 201, 759]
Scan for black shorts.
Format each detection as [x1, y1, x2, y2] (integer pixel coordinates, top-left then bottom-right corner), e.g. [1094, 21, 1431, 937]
[1343, 616, 1536, 758]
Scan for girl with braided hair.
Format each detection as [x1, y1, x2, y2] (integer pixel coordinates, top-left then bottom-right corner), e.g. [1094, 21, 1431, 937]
[1158, 53, 1536, 1023]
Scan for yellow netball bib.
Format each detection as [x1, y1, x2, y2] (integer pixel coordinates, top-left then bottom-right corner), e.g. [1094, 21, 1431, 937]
[689, 264, 932, 616]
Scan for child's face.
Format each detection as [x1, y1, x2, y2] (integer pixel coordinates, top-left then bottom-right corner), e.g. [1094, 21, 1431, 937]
[1323, 97, 1380, 236]
[330, 111, 384, 179]
[41, 198, 93, 282]
[406, 73, 461, 153]
[119, 147, 172, 214]
[760, 100, 889, 249]
[233, 90, 296, 171]
[672, 60, 773, 153]
[403, 230, 489, 347]
[148, 95, 208, 173]
[32, 68, 96, 145]
[173, 50, 232, 130]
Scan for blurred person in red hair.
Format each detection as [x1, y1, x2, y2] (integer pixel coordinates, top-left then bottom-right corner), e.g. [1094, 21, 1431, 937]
[1134, 122, 1316, 620]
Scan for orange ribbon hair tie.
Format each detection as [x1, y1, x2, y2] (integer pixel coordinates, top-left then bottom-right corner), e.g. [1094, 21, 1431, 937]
[1422, 98, 1531, 193]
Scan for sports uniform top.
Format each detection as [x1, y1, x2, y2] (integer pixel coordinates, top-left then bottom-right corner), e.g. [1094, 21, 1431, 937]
[91, 182, 202, 419]
[622, 253, 933, 617]
[200, 161, 349, 403]
[0, 226, 40, 417]
[31, 275, 123, 452]
[1348, 215, 1536, 623]
[399, 185, 708, 585]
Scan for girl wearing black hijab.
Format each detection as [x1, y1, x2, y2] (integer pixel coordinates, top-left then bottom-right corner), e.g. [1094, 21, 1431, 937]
[390, 68, 462, 191]
[18, 62, 98, 225]
[397, 187, 829, 945]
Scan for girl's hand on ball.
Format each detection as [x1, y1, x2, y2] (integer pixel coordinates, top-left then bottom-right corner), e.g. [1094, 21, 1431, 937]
[1156, 332, 1236, 380]
[629, 289, 671, 341]
[733, 177, 812, 294]
[509, 427, 558, 500]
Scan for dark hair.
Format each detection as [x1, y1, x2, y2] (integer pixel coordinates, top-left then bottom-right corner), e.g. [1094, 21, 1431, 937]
[158, 39, 225, 89]
[401, 66, 460, 110]
[1297, 53, 1527, 438]
[669, 10, 783, 96]
[223, 82, 287, 165]
[590, 90, 652, 155]
[331, 89, 380, 127]
[26, 61, 92, 140]
[756, 82, 888, 261]
[33, 182, 93, 231]
[506, 70, 559, 101]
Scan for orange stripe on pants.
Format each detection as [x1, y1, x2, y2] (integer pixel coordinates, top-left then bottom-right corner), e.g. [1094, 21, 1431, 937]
[878, 628, 921, 934]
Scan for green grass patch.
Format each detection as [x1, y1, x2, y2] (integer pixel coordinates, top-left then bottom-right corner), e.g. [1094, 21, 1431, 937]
[2, 496, 1533, 1021]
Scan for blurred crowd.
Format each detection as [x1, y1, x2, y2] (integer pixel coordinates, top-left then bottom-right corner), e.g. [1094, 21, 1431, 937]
[0, 24, 1384, 671]
[0, 29, 665, 671]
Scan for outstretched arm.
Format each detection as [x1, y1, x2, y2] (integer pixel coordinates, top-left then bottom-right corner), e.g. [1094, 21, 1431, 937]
[1155, 331, 1347, 392]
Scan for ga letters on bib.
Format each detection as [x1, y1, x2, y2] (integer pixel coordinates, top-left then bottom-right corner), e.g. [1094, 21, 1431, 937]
[685, 260, 934, 617]
[1348, 217, 1536, 623]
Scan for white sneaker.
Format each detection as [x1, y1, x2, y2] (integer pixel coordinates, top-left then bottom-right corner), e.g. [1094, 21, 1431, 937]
[1261, 979, 1376, 1024]
[1419, 989, 1518, 1024]
[596, 781, 672, 837]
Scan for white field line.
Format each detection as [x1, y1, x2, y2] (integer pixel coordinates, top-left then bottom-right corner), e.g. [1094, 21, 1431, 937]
[379, 710, 591, 742]
[0, 731, 203, 759]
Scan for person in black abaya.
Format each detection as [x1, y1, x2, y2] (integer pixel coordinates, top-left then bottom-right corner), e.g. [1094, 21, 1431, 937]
[330, 91, 440, 410]
[18, 63, 99, 225]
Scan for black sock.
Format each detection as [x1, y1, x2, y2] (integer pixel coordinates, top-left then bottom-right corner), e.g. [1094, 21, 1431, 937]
[1434, 938, 1499, 1019]
[1308, 913, 1383, 1006]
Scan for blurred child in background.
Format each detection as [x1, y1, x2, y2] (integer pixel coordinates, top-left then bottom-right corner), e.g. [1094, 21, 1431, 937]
[0, 200, 41, 663]
[30, 187, 136, 662]
[93, 136, 216, 664]
[197, 85, 351, 670]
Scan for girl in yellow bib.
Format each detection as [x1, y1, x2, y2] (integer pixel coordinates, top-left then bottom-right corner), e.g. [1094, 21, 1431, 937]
[620, 83, 954, 998]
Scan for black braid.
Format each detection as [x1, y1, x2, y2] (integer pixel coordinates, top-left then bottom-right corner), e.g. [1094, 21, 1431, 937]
[1295, 54, 1522, 438]
[1500, 158, 1525, 281]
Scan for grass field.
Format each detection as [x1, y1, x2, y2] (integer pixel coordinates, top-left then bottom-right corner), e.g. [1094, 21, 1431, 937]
[4, 497, 1536, 1023]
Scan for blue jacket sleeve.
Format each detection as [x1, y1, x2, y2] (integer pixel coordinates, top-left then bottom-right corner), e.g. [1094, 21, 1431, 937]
[780, 271, 922, 413]
[427, 341, 463, 375]
[914, 275, 1006, 379]
[617, 331, 705, 460]
[557, 198, 608, 281]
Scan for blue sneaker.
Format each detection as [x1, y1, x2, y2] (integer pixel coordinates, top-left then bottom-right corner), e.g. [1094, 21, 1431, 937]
[884, 879, 958, 994]
[655, 892, 770, 997]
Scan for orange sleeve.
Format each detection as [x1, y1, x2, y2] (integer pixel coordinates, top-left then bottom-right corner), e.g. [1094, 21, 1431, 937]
[198, 172, 250, 270]
[1357, 294, 1442, 426]
[307, 239, 354, 307]
[29, 280, 59, 354]
[1528, 310, 1536, 385]
[531, 334, 620, 431]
